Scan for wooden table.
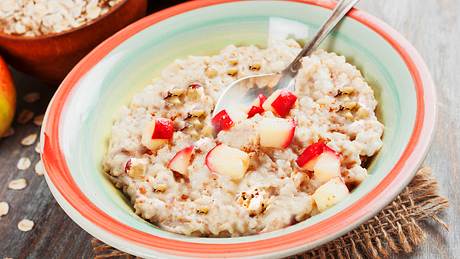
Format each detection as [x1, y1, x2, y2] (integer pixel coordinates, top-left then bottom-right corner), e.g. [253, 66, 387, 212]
[0, 1, 458, 258]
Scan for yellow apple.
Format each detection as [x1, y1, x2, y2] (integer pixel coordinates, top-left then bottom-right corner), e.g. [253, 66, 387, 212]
[0, 56, 16, 136]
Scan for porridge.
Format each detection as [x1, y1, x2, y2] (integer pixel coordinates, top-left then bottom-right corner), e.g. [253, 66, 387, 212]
[0, 0, 122, 36]
[103, 39, 384, 237]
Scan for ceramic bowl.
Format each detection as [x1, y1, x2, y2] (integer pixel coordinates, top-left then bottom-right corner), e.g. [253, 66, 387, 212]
[40, 0, 436, 258]
[0, 0, 147, 84]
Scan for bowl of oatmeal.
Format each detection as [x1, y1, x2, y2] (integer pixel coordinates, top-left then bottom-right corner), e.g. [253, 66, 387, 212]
[41, 0, 436, 258]
[0, 0, 147, 83]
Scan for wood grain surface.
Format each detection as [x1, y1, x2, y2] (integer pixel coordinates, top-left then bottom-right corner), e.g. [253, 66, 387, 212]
[0, 0, 458, 258]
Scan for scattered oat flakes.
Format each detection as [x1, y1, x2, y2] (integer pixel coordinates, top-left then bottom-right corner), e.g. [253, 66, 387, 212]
[17, 157, 31, 170]
[18, 219, 34, 232]
[23, 92, 40, 103]
[35, 160, 44, 176]
[17, 110, 34, 124]
[35, 141, 41, 154]
[33, 114, 45, 126]
[0, 0, 123, 37]
[1, 127, 14, 138]
[8, 178, 27, 190]
[21, 133, 37, 146]
[0, 201, 9, 216]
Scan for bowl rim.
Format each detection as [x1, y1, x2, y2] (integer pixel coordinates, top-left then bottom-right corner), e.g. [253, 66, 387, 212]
[0, 0, 130, 41]
[41, 0, 437, 257]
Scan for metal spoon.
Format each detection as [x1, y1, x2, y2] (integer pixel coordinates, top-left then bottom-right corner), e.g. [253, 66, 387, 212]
[213, 0, 360, 117]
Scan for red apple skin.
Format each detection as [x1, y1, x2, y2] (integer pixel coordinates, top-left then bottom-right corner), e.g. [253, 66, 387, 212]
[0, 56, 16, 136]
[271, 90, 297, 117]
[296, 141, 337, 169]
[205, 144, 221, 172]
[167, 146, 195, 174]
[256, 94, 267, 107]
[188, 82, 202, 89]
[247, 105, 264, 118]
[211, 110, 233, 132]
[282, 119, 296, 148]
[247, 94, 267, 118]
[152, 118, 174, 139]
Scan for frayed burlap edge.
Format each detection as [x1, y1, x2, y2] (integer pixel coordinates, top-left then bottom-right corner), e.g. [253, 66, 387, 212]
[91, 167, 448, 259]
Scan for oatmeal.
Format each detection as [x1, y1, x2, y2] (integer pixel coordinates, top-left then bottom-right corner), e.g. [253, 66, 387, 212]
[0, 0, 122, 36]
[103, 40, 384, 237]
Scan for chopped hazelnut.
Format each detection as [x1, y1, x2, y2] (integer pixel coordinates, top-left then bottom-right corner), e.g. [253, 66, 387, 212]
[227, 68, 238, 77]
[205, 68, 218, 78]
[341, 86, 355, 94]
[343, 101, 358, 110]
[167, 96, 182, 105]
[196, 207, 209, 214]
[189, 109, 205, 117]
[153, 183, 167, 192]
[188, 117, 202, 127]
[169, 88, 186, 96]
[343, 111, 354, 120]
[356, 107, 370, 119]
[228, 59, 239, 66]
[249, 63, 261, 71]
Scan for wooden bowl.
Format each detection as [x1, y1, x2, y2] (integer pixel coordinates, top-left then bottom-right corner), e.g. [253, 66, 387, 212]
[0, 0, 147, 85]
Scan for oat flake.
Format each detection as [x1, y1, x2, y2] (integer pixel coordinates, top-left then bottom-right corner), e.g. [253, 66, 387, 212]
[35, 160, 44, 176]
[33, 114, 45, 126]
[17, 157, 31, 170]
[23, 92, 40, 103]
[8, 178, 27, 190]
[0, 201, 9, 216]
[18, 219, 34, 232]
[35, 141, 41, 153]
[21, 134, 37, 146]
[17, 110, 34, 124]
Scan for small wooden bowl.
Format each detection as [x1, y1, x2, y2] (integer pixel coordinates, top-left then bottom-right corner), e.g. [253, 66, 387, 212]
[0, 0, 147, 85]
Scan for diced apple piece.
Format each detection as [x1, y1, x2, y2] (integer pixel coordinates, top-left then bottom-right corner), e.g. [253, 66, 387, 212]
[167, 146, 195, 176]
[212, 107, 247, 132]
[296, 141, 337, 170]
[313, 151, 341, 183]
[124, 158, 147, 179]
[212, 110, 234, 132]
[312, 177, 349, 212]
[258, 118, 296, 148]
[151, 118, 174, 139]
[262, 89, 297, 117]
[247, 105, 264, 118]
[141, 118, 174, 150]
[205, 144, 249, 180]
[247, 94, 267, 118]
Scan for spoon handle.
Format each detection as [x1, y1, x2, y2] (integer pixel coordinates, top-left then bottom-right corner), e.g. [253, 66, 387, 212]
[283, 0, 360, 76]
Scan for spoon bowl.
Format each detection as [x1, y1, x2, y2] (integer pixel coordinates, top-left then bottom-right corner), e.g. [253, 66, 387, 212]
[213, 0, 359, 117]
[213, 73, 277, 116]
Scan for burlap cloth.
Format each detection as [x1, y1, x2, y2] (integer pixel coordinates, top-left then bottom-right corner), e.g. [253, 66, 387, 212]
[91, 167, 448, 258]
